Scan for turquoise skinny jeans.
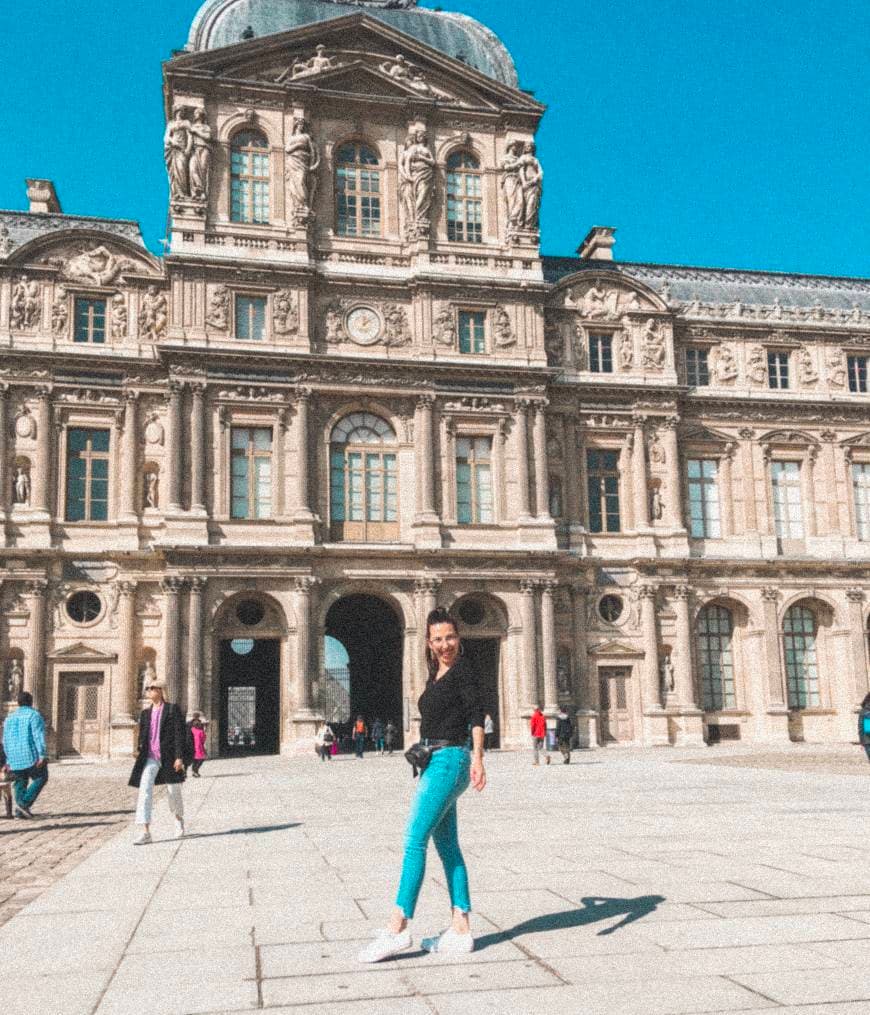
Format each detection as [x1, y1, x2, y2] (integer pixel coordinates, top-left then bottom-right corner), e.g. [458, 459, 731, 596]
[395, 746, 471, 919]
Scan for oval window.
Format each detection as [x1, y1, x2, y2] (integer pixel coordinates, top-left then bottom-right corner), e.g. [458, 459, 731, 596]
[598, 594, 624, 623]
[66, 591, 102, 624]
[236, 600, 265, 627]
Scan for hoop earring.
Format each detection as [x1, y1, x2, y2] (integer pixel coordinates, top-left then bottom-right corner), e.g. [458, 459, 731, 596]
[459, 641, 465, 657]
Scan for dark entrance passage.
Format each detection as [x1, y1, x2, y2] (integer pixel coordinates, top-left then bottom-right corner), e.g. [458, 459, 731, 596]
[219, 638, 280, 756]
[464, 638, 501, 748]
[325, 595, 404, 750]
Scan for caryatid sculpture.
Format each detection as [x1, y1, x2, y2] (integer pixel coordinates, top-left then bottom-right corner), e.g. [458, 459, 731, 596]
[164, 106, 192, 201]
[188, 108, 214, 203]
[399, 128, 435, 240]
[500, 140, 525, 237]
[285, 117, 320, 225]
[520, 141, 543, 231]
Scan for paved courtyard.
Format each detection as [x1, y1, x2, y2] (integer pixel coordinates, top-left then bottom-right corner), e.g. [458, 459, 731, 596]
[3, 745, 870, 1014]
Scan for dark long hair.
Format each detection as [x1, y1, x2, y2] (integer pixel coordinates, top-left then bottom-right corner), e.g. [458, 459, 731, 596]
[425, 607, 461, 681]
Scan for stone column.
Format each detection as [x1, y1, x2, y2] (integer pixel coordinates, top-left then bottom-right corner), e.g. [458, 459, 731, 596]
[32, 388, 52, 514]
[414, 577, 439, 695]
[672, 584, 700, 712]
[514, 400, 532, 521]
[166, 381, 184, 513]
[415, 394, 438, 523]
[0, 384, 8, 514]
[539, 579, 558, 712]
[190, 383, 206, 513]
[114, 580, 138, 723]
[119, 391, 138, 521]
[720, 443, 735, 538]
[161, 577, 185, 703]
[26, 580, 48, 712]
[187, 577, 205, 718]
[662, 416, 683, 529]
[519, 579, 537, 709]
[847, 589, 868, 702]
[532, 400, 551, 518]
[293, 388, 313, 520]
[293, 576, 319, 714]
[572, 585, 597, 746]
[761, 586, 786, 708]
[632, 415, 650, 530]
[639, 584, 661, 711]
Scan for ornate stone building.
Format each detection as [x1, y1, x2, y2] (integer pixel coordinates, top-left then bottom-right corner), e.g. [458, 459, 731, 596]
[1, 0, 868, 758]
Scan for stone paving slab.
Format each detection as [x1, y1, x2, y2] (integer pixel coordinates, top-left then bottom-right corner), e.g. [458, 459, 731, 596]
[2, 745, 870, 1013]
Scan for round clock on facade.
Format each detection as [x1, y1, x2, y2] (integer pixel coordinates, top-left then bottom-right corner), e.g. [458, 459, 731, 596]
[345, 306, 382, 345]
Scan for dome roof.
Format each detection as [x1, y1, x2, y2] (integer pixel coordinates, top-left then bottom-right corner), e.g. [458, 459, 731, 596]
[187, 0, 519, 88]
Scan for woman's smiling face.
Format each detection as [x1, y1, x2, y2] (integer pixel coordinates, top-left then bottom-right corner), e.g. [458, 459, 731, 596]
[427, 621, 459, 670]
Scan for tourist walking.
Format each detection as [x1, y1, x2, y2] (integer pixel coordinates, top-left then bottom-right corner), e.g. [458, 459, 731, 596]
[128, 680, 187, 844]
[358, 607, 486, 963]
[385, 719, 398, 755]
[352, 716, 367, 758]
[372, 717, 385, 755]
[556, 709, 573, 764]
[483, 713, 494, 752]
[2, 692, 48, 819]
[530, 705, 546, 765]
[319, 721, 335, 761]
[859, 693, 870, 761]
[188, 713, 207, 776]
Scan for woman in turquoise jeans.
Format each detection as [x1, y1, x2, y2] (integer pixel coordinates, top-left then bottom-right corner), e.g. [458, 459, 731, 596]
[358, 607, 486, 962]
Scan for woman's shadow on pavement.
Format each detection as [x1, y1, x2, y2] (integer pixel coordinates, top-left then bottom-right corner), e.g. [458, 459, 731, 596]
[473, 894, 666, 951]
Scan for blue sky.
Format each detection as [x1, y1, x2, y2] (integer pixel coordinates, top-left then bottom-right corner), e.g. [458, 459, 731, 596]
[2, 0, 867, 276]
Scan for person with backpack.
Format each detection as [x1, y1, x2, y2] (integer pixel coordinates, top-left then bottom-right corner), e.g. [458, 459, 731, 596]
[2, 692, 48, 819]
[320, 721, 335, 761]
[188, 713, 207, 777]
[384, 719, 398, 756]
[555, 709, 573, 764]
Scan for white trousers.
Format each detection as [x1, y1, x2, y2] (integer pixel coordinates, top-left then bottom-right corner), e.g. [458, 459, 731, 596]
[135, 758, 184, 826]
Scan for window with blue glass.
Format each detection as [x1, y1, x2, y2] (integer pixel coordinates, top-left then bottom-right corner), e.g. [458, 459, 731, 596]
[235, 296, 266, 341]
[230, 131, 270, 224]
[458, 311, 486, 354]
[767, 350, 789, 389]
[65, 428, 110, 521]
[336, 143, 381, 237]
[456, 436, 493, 524]
[687, 458, 721, 538]
[446, 151, 483, 243]
[329, 413, 398, 541]
[231, 427, 272, 520]
[588, 333, 613, 373]
[587, 449, 620, 532]
[73, 299, 106, 344]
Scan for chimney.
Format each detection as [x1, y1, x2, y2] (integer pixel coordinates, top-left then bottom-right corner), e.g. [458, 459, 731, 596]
[26, 179, 62, 214]
[578, 226, 616, 261]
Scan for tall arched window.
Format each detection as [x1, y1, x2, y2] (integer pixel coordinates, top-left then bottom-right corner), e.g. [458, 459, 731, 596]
[696, 604, 735, 711]
[446, 151, 482, 243]
[330, 413, 397, 541]
[230, 130, 270, 223]
[335, 143, 381, 237]
[784, 604, 820, 708]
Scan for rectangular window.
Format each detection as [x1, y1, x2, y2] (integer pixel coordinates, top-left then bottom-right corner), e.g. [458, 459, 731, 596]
[235, 296, 266, 341]
[768, 351, 790, 389]
[771, 460, 804, 539]
[853, 463, 870, 540]
[456, 436, 493, 524]
[588, 333, 613, 374]
[446, 168, 483, 243]
[65, 428, 110, 521]
[687, 458, 721, 538]
[685, 348, 710, 387]
[73, 299, 106, 344]
[848, 355, 868, 394]
[586, 449, 621, 533]
[230, 427, 272, 520]
[458, 311, 486, 354]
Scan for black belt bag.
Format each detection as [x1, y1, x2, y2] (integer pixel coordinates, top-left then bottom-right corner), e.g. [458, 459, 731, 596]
[404, 739, 462, 778]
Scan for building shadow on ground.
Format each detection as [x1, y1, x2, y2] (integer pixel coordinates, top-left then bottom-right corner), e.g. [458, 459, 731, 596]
[179, 821, 302, 840]
[473, 894, 667, 951]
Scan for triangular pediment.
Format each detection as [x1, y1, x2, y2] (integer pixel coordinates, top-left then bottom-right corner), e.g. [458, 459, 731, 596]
[682, 424, 731, 445]
[168, 14, 541, 113]
[48, 642, 118, 662]
[588, 639, 644, 658]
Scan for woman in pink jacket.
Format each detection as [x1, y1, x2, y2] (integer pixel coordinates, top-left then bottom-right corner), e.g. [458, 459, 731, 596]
[189, 714, 207, 777]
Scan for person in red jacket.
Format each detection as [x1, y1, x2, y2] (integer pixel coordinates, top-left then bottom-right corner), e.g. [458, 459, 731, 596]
[529, 706, 546, 766]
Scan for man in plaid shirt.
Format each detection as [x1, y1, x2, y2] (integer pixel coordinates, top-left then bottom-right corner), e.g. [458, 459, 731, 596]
[2, 691, 48, 819]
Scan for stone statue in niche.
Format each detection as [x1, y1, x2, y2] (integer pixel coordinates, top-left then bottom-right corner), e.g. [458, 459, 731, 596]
[188, 108, 214, 203]
[291, 44, 338, 79]
[715, 343, 738, 382]
[164, 106, 192, 200]
[747, 345, 767, 385]
[13, 465, 30, 506]
[11, 276, 40, 329]
[500, 140, 525, 237]
[273, 289, 299, 335]
[433, 304, 456, 347]
[140, 286, 168, 342]
[399, 129, 435, 241]
[110, 293, 127, 341]
[51, 287, 68, 336]
[650, 485, 664, 521]
[519, 141, 543, 231]
[5, 658, 23, 700]
[798, 346, 818, 386]
[619, 331, 634, 370]
[827, 350, 846, 388]
[140, 660, 157, 697]
[144, 470, 159, 509]
[492, 306, 515, 348]
[324, 302, 346, 344]
[285, 117, 320, 225]
[544, 325, 563, 365]
[641, 318, 665, 370]
[571, 321, 587, 369]
[206, 286, 230, 330]
[660, 654, 675, 696]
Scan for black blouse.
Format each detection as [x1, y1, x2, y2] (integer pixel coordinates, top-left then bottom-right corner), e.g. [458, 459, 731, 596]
[418, 656, 485, 742]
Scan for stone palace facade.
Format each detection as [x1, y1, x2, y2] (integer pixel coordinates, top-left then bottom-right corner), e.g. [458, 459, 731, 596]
[1, 0, 869, 758]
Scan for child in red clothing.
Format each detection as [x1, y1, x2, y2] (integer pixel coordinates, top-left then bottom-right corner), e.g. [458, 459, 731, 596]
[189, 714, 207, 777]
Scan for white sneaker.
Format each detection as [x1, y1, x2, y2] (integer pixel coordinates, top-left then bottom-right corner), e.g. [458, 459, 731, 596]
[357, 928, 412, 963]
[133, 830, 152, 846]
[421, 928, 474, 955]
[174, 818, 185, 839]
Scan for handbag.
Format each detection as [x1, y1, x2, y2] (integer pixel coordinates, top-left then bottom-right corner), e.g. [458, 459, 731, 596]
[404, 742, 435, 778]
